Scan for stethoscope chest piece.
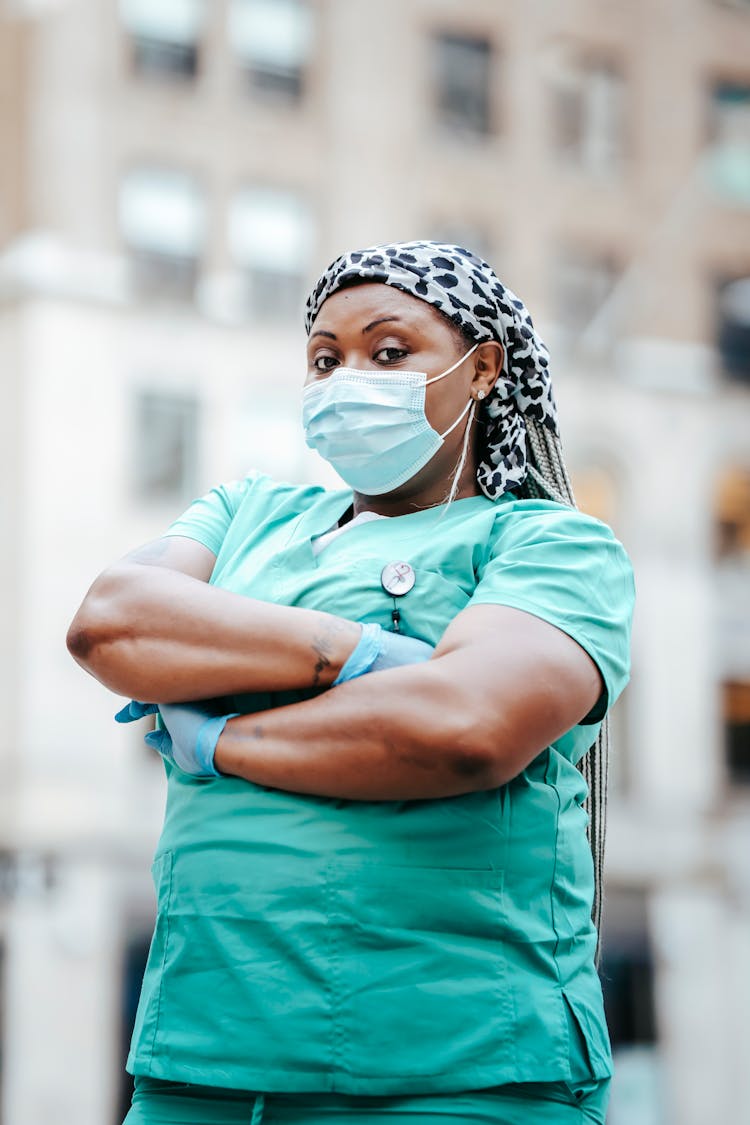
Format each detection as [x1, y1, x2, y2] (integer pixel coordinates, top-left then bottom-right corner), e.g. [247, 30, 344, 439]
[380, 561, 416, 597]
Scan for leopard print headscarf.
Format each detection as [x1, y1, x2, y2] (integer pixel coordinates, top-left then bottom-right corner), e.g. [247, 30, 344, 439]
[304, 240, 559, 501]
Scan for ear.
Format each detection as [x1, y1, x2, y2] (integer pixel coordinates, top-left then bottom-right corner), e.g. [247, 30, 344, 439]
[471, 342, 504, 401]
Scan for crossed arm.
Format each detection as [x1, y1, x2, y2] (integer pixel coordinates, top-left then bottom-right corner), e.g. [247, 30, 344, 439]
[67, 535, 605, 799]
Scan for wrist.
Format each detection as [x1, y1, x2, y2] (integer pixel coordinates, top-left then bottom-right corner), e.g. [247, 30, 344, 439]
[213, 714, 269, 782]
[333, 622, 384, 685]
[196, 712, 239, 776]
[327, 618, 366, 684]
[307, 615, 364, 688]
[213, 718, 239, 776]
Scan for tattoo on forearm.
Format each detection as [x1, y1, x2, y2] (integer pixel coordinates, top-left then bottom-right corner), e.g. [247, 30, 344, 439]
[311, 635, 333, 687]
[310, 618, 350, 688]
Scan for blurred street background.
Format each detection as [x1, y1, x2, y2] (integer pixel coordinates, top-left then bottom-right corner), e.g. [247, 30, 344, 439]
[1, 0, 749, 1121]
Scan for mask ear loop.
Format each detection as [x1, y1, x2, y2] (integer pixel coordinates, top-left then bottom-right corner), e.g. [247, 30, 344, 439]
[426, 342, 481, 517]
[423, 342, 479, 386]
[438, 398, 477, 516]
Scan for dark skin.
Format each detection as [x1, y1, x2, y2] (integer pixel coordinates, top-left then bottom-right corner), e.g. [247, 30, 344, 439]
[67, 283, 604, 798]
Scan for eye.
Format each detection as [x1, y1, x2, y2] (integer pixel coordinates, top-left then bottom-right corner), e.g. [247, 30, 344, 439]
[374, 346, 409, 364]
[312, 354, 339, 373]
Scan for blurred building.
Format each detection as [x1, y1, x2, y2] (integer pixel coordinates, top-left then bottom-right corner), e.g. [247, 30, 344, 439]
[0, 1, 749, 1122]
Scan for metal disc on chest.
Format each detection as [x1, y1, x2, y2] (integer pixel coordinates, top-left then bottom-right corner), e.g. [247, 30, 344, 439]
[380, 561, 416, 597]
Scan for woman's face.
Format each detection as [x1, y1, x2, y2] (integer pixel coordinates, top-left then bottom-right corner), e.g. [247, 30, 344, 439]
[305, 283, 478, 441]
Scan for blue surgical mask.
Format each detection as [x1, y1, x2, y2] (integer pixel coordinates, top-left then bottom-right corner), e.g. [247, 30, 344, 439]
[301, 343, 479, 495]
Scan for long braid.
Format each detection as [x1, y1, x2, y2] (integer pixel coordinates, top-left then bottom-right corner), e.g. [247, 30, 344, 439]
[516, 419, 609, 967]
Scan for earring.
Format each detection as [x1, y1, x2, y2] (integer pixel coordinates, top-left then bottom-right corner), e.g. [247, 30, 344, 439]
[476, 390, 487, 400]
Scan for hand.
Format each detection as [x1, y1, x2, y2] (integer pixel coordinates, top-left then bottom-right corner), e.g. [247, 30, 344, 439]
[333, 623, 434, 685]
[148, 701, 240, 777]
[116, 699, 239, 777]
[114, 699, 159, 723]
[370, 629, 435, 673]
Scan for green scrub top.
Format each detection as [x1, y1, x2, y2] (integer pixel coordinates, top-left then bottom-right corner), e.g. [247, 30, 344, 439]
[127, 471, 635, 1096]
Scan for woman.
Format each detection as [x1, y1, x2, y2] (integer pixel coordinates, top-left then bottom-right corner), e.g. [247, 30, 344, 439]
[67, 240, 635, 1125]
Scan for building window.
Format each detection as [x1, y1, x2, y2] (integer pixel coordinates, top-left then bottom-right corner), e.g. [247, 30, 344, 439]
[133, 391, 199, 504]
[551, 57, 625, 175]
[228, 187, 314, 320]
[228, 0, 313, 103]
[119, 167, 205, 301]
[552, 248, 619, 357]
[714, 467, 750, 709]
[723, 682, 750, 784]
[600, 889, 663, 1124]
[601, 890, 658, 1049]
[119, 0, 206, 80]
[716, 276, 750, 382]
[432, 32, 494, 139]
[714, 464, 750, 562]
[708, 82, 750, 206]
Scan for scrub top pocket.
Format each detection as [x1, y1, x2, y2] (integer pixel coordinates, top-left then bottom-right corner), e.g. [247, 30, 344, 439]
[128, 850, 337, 1088]
[276, 536, 475, 647]
[323, 861, 511, 1082]
[382, 566, 473, 645]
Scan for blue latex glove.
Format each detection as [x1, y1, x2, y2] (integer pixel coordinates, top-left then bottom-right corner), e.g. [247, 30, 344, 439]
[115, 699, 238, 777]
[333, 622, 434, 685]
[114, 700, 160, 724]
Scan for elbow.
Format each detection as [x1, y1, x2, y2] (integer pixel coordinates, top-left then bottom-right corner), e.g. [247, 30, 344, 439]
[395, 665, 521, 792]
[66, 618, 97, 662]
[426, 684, 510, 790]
[66, 612, 110, 661]
[450, 723, 512, 790]
[446, 743, 499, 787]
[452, 700, 577, 791]
[66, 578, 124, 668]
[66, 604, 113, 670]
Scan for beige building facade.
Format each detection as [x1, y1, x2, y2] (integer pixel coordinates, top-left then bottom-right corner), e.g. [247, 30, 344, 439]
[1, 1, 750, 1122]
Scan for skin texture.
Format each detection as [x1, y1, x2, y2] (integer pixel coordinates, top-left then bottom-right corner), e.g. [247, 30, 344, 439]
[66, 535, 361, 702]
[67, 283, 605, 798]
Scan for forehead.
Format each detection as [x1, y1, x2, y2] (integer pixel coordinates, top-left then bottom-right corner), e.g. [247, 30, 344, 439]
[311, 282, 443, 333]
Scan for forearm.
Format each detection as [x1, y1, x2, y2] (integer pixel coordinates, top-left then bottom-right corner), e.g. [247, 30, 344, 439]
[67, 563, 360, 702]
[214, 660, 498, 800]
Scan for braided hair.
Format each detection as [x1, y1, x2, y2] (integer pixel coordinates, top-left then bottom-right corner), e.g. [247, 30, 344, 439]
[514, 418, 609, 966]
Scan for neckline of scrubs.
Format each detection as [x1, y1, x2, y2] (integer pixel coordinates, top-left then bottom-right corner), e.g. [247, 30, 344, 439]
[296, 489, 506, 570]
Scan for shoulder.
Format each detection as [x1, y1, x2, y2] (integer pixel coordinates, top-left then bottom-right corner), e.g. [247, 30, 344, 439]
[225, 469, 331, 512]
[201, 470, 344, 523]
[164, 471, 347, 554]
[484, 494, 633, 580]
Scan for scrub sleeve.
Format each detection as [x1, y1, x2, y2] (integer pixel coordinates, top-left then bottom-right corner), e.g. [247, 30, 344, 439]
[125, 471, 634, 1109]
[465, 489, 634, 733]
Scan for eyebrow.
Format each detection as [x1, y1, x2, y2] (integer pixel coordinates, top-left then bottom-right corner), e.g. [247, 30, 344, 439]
[309, 316, 403, 344]
[363, 316, 402, 334]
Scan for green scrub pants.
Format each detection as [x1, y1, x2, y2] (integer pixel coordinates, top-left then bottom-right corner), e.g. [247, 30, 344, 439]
[122, 1075, 611, 1124]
